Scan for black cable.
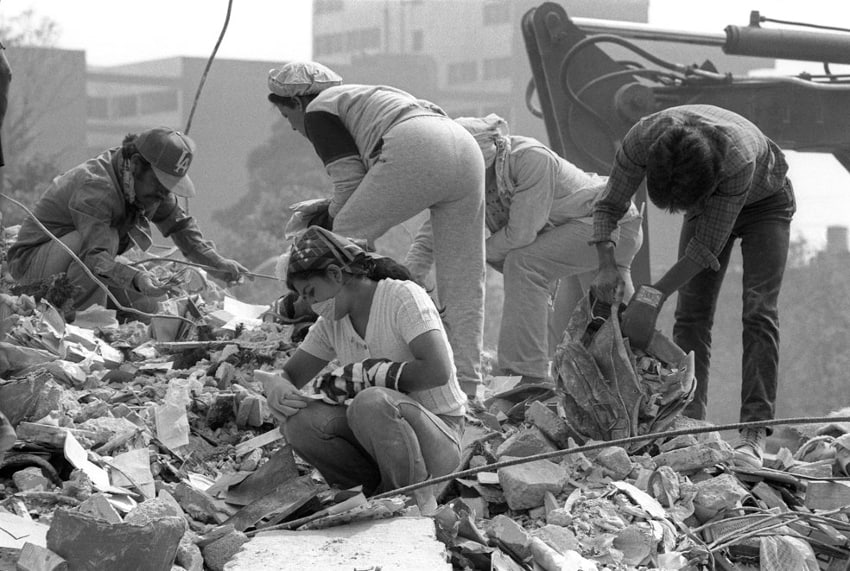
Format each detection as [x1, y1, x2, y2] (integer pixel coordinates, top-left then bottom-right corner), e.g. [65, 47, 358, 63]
[759, 16, 850, 34]
[373, 415, 850, 500]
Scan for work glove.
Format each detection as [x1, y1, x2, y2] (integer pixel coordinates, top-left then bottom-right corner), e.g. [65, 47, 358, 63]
[255, 370, 309, 422]
[133, 271, 173, 297]
[315, 358, 406, 404]
[620, 285, 665, 350]
[208, 258, 250, 285]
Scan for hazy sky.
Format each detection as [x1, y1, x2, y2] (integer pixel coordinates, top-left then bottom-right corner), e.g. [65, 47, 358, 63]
[2, 0, 849, 249]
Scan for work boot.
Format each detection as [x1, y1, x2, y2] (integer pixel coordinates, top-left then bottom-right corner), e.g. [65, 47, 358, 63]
[0, 411, 16, 461]
[732, 427, 766, 469]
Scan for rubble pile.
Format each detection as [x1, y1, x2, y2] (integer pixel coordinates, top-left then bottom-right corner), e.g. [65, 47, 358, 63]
[0, 292, 849, 570]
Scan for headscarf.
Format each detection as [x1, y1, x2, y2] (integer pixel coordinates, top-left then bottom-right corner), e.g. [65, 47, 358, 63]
[455, 113, 516, 196]
[285, 226, 369, 279]
[268, 61, 342, 98]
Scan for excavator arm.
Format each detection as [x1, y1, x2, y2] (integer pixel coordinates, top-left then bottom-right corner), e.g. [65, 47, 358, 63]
[522, 2, 850, 172]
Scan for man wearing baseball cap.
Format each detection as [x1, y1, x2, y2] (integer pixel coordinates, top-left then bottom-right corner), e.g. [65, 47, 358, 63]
[8, 127, 249, 319]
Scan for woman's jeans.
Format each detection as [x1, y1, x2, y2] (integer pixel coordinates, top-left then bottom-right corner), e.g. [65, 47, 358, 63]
[677, 182, 795, 423]
[283, 387, 463, 495]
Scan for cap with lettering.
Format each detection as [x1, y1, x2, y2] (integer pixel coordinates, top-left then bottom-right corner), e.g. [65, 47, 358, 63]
[136, 127, 196, 198]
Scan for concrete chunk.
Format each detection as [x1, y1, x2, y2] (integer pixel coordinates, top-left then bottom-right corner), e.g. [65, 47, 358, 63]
[498, 459, 567, 511]
[202, 529, 248, 571]
[13, 467, 51, 492]
[15, 542, 67, 571]
[226, 517, 450, 570]
[524, 401, 571, 448]
[595, 446, 633, 479]
[46, 509, 185, 571]
[692, 474, 749, 522]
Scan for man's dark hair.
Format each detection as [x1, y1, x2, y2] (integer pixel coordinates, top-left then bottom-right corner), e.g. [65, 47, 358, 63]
[267, 93, 317, 109]
[120, 133, 151, 169]
[645, 124, 723, 213]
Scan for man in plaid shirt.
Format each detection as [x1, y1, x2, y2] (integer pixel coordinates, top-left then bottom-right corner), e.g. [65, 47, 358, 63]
[590, 104, 796, 468]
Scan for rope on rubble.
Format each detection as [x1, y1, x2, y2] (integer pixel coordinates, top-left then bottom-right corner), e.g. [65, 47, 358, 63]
[372, 415, 850, 500]
[0, 193, 194, 325]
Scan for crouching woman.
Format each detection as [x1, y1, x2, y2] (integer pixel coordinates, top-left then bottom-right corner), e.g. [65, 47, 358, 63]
[263, 226, 466, 509]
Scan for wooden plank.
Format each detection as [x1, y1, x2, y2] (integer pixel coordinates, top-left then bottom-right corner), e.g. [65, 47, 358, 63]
[15, 423, 98, 449]
[234, 428, 284, 458]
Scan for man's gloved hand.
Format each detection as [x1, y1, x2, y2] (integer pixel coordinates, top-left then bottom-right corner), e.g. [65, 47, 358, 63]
[133, 271, 172, 297]
[208, 258, 250, 285]
[620, 285, 665, 350]
[315, 358, 406, 404]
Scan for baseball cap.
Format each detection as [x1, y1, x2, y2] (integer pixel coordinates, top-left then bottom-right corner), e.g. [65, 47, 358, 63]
[136, 127, 197, 198]
[268, 61, 342, 98]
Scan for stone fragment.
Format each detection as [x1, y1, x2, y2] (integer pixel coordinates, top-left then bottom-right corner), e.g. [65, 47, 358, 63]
[498, 459, 567, 511]
[595, 446, 633, 479]
[77, 493, 122, 524]
[692, 474, 749, 522]
[485, 514, 531, 560]
[547, 508, 572, 527]
[495, 427, 556, 459]
[531, 524, 580, 553]
[13, 467, 51, 492]
[46, 509, 185, 571]
[653, 443, 731, 473]
[524, 401, 571, 448]
[125, 489, 184, 525]
[15, 542, 67, 571]
[176, 531, 203, 571]
[173, 482, 221, 524]
[214, 362, 236, 390]
[201, 529, 248, 571]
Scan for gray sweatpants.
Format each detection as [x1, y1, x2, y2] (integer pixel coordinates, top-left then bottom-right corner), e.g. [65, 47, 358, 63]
[332, 116, 486, 393]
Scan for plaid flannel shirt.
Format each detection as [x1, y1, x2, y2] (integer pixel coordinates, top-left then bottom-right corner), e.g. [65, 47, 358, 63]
[593, 105, 790, 270]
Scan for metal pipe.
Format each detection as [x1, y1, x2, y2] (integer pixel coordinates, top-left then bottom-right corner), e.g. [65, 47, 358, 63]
[724, 25, 850, 64]
[572, 17, 726, 47]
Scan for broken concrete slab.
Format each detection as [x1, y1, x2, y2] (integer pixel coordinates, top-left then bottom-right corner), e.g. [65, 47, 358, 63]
[77, 493, 122, 524]
[46, 509, 185, 571]
[227, 517, 451, 570]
